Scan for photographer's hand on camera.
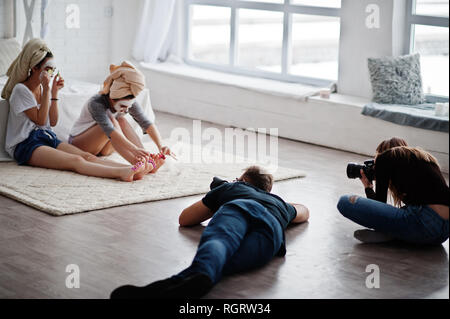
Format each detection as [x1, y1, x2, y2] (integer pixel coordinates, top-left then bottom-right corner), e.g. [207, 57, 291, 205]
[359, 169, 373, 189]
[360, 169, 377, 200]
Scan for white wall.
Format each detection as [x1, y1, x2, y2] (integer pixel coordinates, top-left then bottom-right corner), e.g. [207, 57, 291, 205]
[338, 0, 408, 98]
[44, 0, 113, 83]
[0, 0, 5, 37]
[0, 0, 15, 38]
[8, 0, 142, 83]
[110, 0, 142, 63]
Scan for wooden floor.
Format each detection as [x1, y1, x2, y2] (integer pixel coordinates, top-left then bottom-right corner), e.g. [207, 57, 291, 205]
[0, 111, 448, 299]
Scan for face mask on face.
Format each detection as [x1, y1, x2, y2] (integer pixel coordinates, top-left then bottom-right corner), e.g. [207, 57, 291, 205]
[38, 59, 58, 81]
[113, 99, 135, 113]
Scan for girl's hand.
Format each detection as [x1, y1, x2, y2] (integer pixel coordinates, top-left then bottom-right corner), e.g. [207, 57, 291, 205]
[51, 74, 65, 98]
[360, 169, 373, 189]
[159, 146, 176, 159]
[40, 71, 51, 90]
[134, 155, 147, 165]
[132, 148, 151, 162]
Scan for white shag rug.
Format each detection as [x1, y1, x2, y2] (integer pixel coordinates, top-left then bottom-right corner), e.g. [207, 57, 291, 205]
[0, 142, 305, 216]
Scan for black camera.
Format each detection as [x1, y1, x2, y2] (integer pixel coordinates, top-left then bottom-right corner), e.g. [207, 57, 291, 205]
[346, 160, 375, 181]
[210, 177, 228, 190]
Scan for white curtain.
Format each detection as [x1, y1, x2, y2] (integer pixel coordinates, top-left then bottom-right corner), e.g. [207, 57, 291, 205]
[132, 0, 181, 63]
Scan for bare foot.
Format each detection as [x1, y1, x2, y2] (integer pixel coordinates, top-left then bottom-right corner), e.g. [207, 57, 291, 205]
[119, 162, 145, 182]
[133, 160, 152, 180]
[149, 154, 165, 174]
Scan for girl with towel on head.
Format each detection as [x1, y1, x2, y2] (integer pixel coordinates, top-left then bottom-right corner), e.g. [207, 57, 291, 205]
[69, 61, 173, 175]
[2, 38, 148, 182]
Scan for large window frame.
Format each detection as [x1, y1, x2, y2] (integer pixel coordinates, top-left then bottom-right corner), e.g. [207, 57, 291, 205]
[404, 0, 449, 98]
[183, 0, 340, 87]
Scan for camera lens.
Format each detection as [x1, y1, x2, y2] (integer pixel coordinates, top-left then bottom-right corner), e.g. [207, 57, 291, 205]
[346, 163, 363, 179]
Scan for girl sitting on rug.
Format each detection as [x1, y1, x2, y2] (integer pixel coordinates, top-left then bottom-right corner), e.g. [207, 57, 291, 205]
[2, 38, 151, 182]
[69, 61, 174, 175]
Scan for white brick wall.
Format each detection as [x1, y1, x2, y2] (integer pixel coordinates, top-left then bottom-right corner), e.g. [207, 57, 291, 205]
[45, 0, 113, 83]
[1, 0, 142, 83]
[2, 0, 115, 83]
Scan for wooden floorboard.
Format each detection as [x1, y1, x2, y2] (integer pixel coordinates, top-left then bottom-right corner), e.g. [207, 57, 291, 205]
[0, 111, 448, 299]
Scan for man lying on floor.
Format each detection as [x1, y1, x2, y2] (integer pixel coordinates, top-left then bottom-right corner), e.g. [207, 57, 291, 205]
[111, 165, 309, 299]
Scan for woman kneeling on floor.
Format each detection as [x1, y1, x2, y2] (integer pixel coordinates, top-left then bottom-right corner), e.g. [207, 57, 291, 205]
[2, 39, 148, 181]
[337, 137, 449, 245]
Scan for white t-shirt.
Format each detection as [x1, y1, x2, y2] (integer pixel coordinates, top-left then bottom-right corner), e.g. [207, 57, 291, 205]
[5, 83, 50, 157]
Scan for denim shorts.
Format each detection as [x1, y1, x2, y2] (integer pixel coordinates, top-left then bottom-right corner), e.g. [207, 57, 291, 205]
[14, 128, 62, 165]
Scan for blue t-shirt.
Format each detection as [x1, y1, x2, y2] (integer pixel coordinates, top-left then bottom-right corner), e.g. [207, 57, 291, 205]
[202, 180, 297, 230]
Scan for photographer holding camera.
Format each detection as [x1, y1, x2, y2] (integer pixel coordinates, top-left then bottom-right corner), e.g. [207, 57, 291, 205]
[338, 137, 449, 245]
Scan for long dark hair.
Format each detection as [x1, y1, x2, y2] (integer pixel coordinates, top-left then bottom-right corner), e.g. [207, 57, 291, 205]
[374, 137, 409, 206]
[376, 146, 439, 207]
[376, 137, 408, 154]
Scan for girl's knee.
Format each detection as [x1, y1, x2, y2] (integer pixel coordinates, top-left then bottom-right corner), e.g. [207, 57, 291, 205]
[117, 116, 128, 125]
[337, 195, 360, 216]
[81, 152, 97, 162]
[337, 195, 349, 211]
[67, 154, 86, 170]
[110, 117, 121, 129]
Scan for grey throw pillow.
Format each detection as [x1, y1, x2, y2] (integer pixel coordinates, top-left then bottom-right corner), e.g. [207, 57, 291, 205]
[368, 53, 426, 105]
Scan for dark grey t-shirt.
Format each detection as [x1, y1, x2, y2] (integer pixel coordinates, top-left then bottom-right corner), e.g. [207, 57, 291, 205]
[202, 180, 297, 230]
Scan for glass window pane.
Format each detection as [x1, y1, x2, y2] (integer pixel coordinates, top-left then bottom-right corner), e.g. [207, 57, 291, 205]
[190, 5, 231, 65]
[237, 9, 284, 72]
[291, 0, 341, 8]
[291, 14, 340, 80]
[413, 24, 449, 96]
[414, 0, 449, 17]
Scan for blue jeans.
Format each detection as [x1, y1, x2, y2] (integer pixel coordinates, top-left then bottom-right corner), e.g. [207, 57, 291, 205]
[337, 195, 449, 245]
[176, 199, 284, 284]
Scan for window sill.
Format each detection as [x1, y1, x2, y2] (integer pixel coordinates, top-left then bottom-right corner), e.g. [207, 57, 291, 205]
[138, 61, 326, 102]
[308, 94, 371, 108]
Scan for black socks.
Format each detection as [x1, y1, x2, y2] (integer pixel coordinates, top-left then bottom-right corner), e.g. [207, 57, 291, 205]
[110, 273, 214, 299]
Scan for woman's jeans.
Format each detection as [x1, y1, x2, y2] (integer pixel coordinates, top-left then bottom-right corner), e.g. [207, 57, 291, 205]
[337, 195, 449, 245]
[176, 200, 284, 284]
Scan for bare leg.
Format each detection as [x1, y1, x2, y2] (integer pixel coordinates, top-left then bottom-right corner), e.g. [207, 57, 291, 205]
[117, 116, 144, 149]
[57, 143, 149, 181]
[71, 124, 112, 156]
[116, 117, 167, 176]
[57, 142, 128, 168]
[100, 141, 115, 156]
[28, 146, 144, 182]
